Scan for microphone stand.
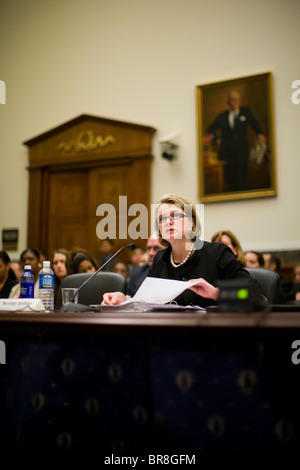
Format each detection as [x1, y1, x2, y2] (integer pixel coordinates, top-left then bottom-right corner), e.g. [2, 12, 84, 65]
[60, 243, 135, 312]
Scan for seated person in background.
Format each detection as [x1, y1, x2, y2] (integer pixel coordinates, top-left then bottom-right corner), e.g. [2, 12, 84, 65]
[140, 250, 149, 265]
[127, 246, 147, 273]
[97, 239, 120, 271]
[244, 251, 265, 268]
[70, 250, 99, 274]
[294, 263, 300, 283]
[126, 234, 165, 297]
[283, 262, 300, 302]
[102, 194, 263, 307]
[262, 252, 272, 269]
[292, 263, 300, 301]
[113, 261, 130, 279]
[211, 230, 245, 266]
[267, 255, 294, 303]
[9, 248, 41, 298]
[51, 248, 70, 307]
[9, 260, 23, 282]
[0, 251, 18, 298]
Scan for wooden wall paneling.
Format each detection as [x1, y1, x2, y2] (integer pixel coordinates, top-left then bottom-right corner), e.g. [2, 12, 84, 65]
[125, 157, 152, 248]
[27, 168, 44, 251]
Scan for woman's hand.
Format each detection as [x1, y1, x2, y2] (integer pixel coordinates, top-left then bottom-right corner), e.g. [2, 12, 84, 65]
[101, 292, 131, 305]
[188, 278, 219, 300]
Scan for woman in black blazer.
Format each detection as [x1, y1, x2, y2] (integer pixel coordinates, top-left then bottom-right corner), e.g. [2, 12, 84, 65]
[102, 194, 256, 307]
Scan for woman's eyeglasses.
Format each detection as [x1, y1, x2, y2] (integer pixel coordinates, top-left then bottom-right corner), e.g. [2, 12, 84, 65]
[158, 213, 186, 224]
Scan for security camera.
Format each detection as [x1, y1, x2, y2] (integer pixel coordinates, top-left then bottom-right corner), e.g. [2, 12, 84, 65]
[159, 134, 179, 161]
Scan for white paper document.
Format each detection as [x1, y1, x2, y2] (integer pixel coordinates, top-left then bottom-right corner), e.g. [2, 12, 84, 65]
[122, 277, 200, 305]
[92, 277, 206, 312]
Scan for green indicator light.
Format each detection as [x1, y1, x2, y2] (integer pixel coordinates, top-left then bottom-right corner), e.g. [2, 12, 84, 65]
[237, 288, 249, 300]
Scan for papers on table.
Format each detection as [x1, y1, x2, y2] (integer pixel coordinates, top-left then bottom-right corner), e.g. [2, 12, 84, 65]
[122, 277, 200, 305]
[93, 301, 205, 312]
[92, 277, 206, 312]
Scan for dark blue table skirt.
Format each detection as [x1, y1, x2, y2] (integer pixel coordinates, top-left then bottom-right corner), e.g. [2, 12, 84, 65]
[0, 327, 299, 451]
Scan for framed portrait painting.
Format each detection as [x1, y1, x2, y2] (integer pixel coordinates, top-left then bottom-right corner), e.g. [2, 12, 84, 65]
[196, 72, 276, 202]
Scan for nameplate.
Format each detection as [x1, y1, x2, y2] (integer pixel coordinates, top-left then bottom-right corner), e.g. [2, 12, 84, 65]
[0, 299, 46, 312]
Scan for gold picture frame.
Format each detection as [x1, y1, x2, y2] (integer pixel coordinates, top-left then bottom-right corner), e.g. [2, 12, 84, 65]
[196, 72, 276, 202]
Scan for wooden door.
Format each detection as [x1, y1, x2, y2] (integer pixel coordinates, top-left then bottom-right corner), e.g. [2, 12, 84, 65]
[47, 163, 149, 261]
[48, 169, 89, 256]
[89, 164, 133, 258]
[24, 114, 155, 260]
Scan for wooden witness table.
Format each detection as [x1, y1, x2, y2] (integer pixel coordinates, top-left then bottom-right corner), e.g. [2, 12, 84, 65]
[1, 309, 300, 451]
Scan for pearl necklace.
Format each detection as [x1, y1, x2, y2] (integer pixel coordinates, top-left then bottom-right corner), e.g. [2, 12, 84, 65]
[170, 243, 194, 268]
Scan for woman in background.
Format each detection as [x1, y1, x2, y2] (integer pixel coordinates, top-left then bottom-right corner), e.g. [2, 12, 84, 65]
[112, 261, 130, 279]
[211, 230, 245, 266]
[51, 248, 70, 307]
[285, 262, 300, 302]
[69, 250, 99, 274]
[244, 251, 265, 268]
[294, 263, 300, 301]
[0, 251, 18, 298]
[9, 260, 23, 282]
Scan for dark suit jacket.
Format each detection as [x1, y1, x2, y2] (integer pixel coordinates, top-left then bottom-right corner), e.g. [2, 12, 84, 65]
[208, 107, 262, 164]
[279, 276, 295, 303]
[0, 277, 18, 298]
[127, 264, 150, 297]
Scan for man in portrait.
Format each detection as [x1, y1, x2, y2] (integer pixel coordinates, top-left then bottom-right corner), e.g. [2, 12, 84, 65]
[206, 90, 266, 192]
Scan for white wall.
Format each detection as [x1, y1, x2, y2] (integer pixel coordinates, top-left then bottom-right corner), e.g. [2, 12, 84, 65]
[1, 0, 299, 258]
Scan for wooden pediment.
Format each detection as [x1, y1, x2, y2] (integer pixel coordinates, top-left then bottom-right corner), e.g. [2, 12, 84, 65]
[24, 114, 156, 168]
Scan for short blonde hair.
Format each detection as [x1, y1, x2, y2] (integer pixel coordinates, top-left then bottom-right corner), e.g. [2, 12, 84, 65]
[155, 194, 202, 247]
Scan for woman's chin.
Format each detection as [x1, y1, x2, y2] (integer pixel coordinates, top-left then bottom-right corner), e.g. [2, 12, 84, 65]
[165, 234, 183, 242]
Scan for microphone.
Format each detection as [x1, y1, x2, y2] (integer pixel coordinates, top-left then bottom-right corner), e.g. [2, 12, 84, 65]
[60, 243, 136, 312]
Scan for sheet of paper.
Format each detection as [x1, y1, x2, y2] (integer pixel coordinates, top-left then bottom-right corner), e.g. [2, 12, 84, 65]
[122, 277, 200, 305]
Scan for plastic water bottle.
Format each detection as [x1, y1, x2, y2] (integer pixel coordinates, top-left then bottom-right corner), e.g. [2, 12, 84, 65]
[39, 260, 54, 311]
[20, 265, 35, 298]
